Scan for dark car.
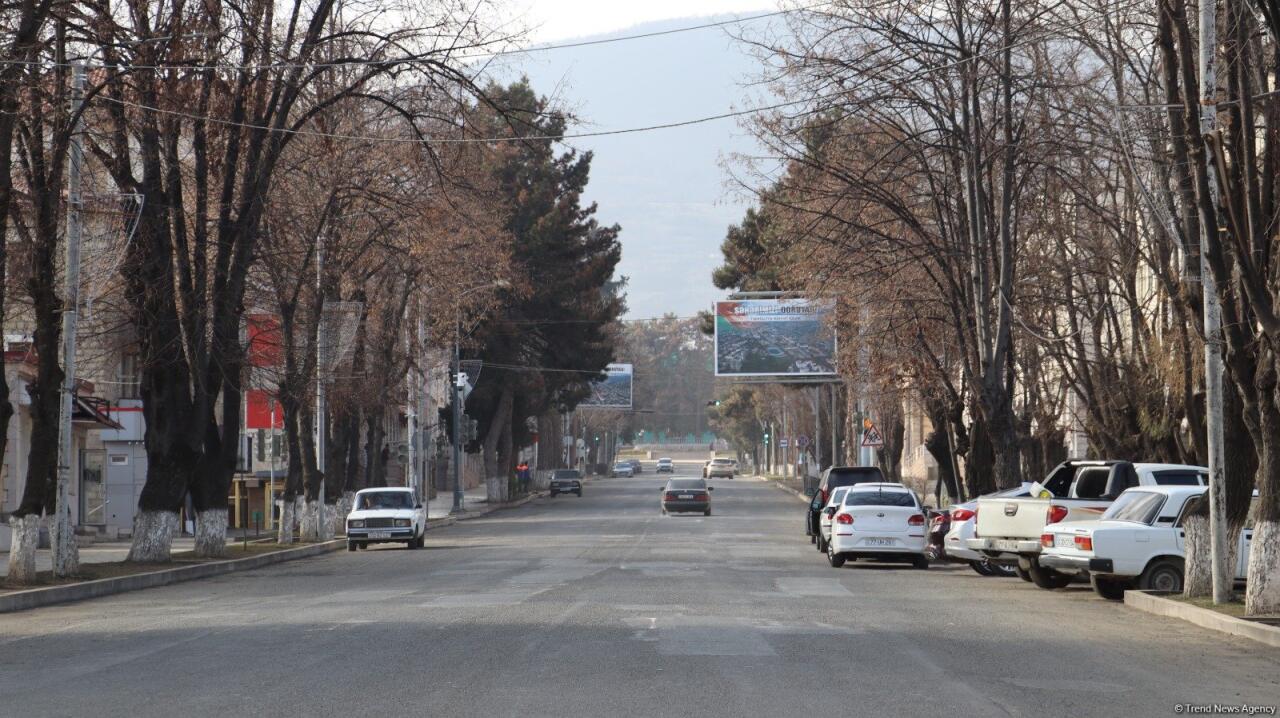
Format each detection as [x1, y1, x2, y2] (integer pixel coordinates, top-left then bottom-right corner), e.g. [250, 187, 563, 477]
[661, 478, 714, 516]
[806, 466, 888, 542]
[549, 469, 583, 497]
[628, 459, 643, 474]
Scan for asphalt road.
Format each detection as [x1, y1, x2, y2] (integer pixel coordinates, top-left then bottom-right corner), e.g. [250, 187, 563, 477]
[1, 466, 1277, 717]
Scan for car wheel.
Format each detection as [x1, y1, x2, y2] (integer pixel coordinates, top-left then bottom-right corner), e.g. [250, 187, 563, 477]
[912, 556, 930, 570]
[1027, 558, 1072, 589]
[347, 541, 357, 552]
[826, 541, 846, 568]
[550, 492, 557, 498]
[969, 560, 994, 576]
[416, 531, 426, 548]
[1138, 558, 1184, 593]
[810, 534, 816, 544]
[1091, 574, 1130, 600]
[1014, 564, 1032, 582]
[988, 561, 1018, 578]
[576, 490, 582, 497]
[704, 509, 711, 516]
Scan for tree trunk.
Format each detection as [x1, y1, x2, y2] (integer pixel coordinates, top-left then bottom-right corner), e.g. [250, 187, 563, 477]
[965, 417, 997, 498]
[127, 510, 180, 563]
[877, 412, 905, 482]
[5, 514, 41, 583]
[1245, 370, 1280, 614]
[483, 386, 515, 502]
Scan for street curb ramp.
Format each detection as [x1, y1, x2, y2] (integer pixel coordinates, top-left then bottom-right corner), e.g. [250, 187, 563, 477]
[1124, 590, 1280, 648]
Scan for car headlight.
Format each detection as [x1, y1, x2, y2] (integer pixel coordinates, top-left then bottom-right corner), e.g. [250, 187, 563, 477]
[395, 518, 411, 527]
[349, 519, 365, 528]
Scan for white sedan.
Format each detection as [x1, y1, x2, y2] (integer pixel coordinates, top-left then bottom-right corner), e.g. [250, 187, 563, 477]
[345, 487, 426, 550]
[943, 483, 1033, 576]
[827, 483, 929, 569]
[815, 486, 853, 554]
[1038, 485, 1251, 599]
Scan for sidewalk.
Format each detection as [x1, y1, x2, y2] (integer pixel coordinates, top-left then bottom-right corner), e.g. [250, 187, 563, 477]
[427, 484, 489, 519]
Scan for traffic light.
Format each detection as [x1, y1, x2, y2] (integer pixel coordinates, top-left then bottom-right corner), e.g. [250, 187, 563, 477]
[763, 431, 770, 445]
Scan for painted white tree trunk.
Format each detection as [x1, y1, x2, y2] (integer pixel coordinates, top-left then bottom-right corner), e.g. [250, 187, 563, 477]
[1245, 519, 1280, 614]
[299, 500, 319, 542]
[278, 499, 296, 544]
[5, 515, 41, 583]
[1182, 515, 1212, 598]
[486, 476, 501, 505]
[193, 508, 228, 558]
[335, 492, 354, 535]
[126, 510, 179, 562]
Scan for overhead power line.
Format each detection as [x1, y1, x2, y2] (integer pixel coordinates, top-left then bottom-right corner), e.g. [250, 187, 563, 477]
[90, 0, 1150, 147]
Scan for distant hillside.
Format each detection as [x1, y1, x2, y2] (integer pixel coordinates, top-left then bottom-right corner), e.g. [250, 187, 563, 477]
[512, 16, 769, 319]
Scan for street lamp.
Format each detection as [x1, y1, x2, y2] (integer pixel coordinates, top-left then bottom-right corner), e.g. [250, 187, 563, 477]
[452, 279, 511, 513]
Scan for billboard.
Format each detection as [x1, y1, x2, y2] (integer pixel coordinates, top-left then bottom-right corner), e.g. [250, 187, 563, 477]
[582, 363, 633, 408]
[714, 298, 837, 376]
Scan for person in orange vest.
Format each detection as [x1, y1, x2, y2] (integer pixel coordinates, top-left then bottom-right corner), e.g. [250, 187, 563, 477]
[517, 462, 531, 494]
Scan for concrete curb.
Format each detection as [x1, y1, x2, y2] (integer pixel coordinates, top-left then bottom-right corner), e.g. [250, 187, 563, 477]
[762, 476, 809, 503]
[454, 491, 547, 521]
[0, 538, 347, 614]
[1124, 590, 1280, 648]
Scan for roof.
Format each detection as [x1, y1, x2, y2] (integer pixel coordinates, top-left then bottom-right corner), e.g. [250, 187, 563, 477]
[847, 482, 908, 491]
[1132, 463, 1208, 472]
[1121, 485, 1207, 497]
[355, 487, 412, 494]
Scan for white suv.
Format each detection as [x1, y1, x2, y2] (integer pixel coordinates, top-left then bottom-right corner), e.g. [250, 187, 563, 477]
[346, 488, 426, 551]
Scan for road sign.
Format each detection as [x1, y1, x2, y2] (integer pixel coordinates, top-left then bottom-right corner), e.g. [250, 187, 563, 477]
[796, 435, 810, 448]
[861, 424, 884, 448]
[779, 438, 790, 449]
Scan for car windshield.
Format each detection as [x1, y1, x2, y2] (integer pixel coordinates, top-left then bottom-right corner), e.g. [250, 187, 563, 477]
[667, 479, 706, 490]
[356, 491, 413, 510]
[614, 463, 630, 469]
[844, 490, 915, 507]
[826, 467, 885, 488]
[553, 470, 581, 479]
[658, 459, 671, 463]
[711, 459, 732, 465]
[1103, 491, 1168, 523]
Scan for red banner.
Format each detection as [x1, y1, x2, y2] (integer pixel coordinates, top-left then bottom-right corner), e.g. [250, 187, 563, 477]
[246, 389, 283, 429]
[247, 314, 282, 368]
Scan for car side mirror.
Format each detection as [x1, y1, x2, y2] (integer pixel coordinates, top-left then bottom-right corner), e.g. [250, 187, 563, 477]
[415, 503, 423, 510]
[707, 486, 714, 491]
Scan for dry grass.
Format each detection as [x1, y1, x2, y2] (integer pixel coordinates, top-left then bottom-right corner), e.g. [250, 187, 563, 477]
[1168, 594, 1280, 619]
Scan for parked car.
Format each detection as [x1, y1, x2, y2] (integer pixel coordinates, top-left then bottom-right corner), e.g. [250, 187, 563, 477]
[805, 466, 889, 543]
[661, 478, 714, 516]
[549, 469, 583, 497]
[656, 458, 674, 473]
[967, 460, 1207, 588]
[942, 483, 1034, 576]
[628, 459, 644, 474]
[816, 486, 853, 553]
[610, 462, 635, 478]
[706, 458, 735, 479]
[826, 483, 929, 569]
[345, 487, 426, 551]
[1038, 485, 1252, 598]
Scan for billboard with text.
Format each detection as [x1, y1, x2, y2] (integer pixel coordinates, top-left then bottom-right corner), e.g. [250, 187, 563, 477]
[581, 363, 633, 408]
[714, 298, 837, 377]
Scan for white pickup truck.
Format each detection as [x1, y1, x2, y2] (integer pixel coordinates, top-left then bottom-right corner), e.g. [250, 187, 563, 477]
[1038, 485, 1251, 599]
[966, 460, 1206, 588]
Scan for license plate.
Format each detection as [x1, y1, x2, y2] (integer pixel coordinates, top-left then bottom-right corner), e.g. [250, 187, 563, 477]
[369, 531, 392, 539]
[679, 494, 693, 499]
[866, 537, 895, 547]
[1055, 534, 1075, 548]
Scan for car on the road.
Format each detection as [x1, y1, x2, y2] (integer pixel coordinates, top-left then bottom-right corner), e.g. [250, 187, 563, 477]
[661, 478, 714, 516]
[610, 461, 635, 478]
[1037, 485, 1253, 598]
[967, 460, 1207, 588]
[826, 483, 929, 569]
[656, 457, 674, 473]
[816, 486, 852, 553]
[549, 469, 583, 497]
[805, 466, 889, 543]
[345, 487, 426, 551]
[705, 457, 735, 478]
[627, 459, 644, 474]
[942, 483, 1034, 576]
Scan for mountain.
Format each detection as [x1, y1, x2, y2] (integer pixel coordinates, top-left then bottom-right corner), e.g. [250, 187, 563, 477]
[511, 15, 769, 319]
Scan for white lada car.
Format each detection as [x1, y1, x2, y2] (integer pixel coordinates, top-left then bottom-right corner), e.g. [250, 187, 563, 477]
[1038, 485, 1251, 599]
[346, 487, 427, 551]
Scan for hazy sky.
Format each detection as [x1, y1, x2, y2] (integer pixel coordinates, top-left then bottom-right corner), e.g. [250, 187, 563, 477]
[514, 0, 775, 41]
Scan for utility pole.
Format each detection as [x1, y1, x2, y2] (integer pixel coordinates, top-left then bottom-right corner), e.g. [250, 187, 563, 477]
[315, 223, 327, 540]
[1198, 0, 1230, 604]
[452, 305, 464, 512]
[52, 61, 87, 577]
[830, 384, 838, 467]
